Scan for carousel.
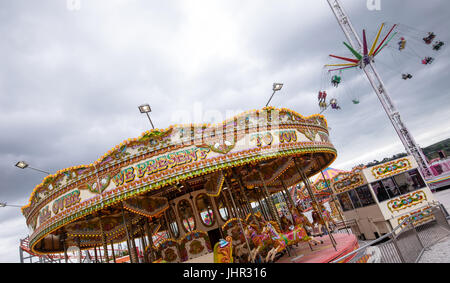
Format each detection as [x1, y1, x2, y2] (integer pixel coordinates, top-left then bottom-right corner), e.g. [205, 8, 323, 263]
[21, 107, 358, 263]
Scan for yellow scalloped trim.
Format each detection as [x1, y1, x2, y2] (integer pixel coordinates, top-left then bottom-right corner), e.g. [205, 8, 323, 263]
[22, 107, 329, 214]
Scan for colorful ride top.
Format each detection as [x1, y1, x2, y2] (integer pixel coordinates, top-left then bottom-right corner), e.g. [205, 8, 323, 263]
[326, 23, 398, 72]
[21, 107, 337, 255]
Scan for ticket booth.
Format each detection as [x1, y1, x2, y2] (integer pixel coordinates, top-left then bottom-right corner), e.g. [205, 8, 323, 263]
[331, 156, 436, 240]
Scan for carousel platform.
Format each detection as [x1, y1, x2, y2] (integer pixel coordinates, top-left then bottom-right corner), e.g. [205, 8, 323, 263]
[277, 233, 359, 263]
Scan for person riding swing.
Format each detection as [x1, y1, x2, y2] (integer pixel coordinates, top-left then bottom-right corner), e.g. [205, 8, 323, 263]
[398, 37, 406, 51]
[423, 32, 436, 45]
[331, 75, 341, 87]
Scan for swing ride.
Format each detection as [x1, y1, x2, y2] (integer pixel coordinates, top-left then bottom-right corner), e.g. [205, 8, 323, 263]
[318, 19, 446, 113]
[324, 0, 445, 182]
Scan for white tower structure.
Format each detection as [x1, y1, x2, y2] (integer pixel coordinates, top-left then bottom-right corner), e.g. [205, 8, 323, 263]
[326, 0, 433, 179]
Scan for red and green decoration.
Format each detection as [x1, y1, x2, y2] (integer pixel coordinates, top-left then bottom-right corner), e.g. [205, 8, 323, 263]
[326, 23, 397, 72]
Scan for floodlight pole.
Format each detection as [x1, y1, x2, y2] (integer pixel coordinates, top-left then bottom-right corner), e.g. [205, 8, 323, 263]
[27, 167, 51, 175]
[15, 162, 50, 175]
[145, 112, 155, 129]
[266, 90, 277, 107]
[326, 0, 433, 179]
[266, 83, 283, 107]
[0, 202, 23, 208]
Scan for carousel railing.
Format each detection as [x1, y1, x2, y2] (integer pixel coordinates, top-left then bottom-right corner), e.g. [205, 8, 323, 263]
[331, 203, 450, 263]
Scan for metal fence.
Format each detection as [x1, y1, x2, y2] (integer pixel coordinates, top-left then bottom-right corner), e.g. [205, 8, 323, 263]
[331, 203, 450, 263]
[333, 219, 360, 236]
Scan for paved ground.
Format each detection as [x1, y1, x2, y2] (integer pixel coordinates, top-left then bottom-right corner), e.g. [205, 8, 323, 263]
[418, 189, 450, 263]
[419, 235, 450, 263]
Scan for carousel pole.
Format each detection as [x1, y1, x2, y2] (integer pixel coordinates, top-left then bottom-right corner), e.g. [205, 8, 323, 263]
[137, 222, 147, 263]
[110, 241, 117, 263]
[76, 237, 82, 263]
[280, 186, 295, 225]
[280, 178, 303, 217]
[94, 245, 99, 263]
[231, 169, 256, 221]
[120, 203, 134, 263]
[208, 191, 225, 238]
[139, 233, 146, 263]
[128, 219, 139, 263]
[222, 189, 235, 218]
[164, 211, 175, 239]
[144, 218, 155, 262]
[61, 232, 68, 263]
[260, 187, 274, 221]
[256, 169, 281, 226]
[293, 158, 337, 250]
[98, 214, 110, 263]
[224, 177, 243, 219]
[184, 183, 196, 232]
[224, 183, 252, 257]
[319, 170, 351, 234]
[261, 187, 275, 221]
[256, 189, 269, 221]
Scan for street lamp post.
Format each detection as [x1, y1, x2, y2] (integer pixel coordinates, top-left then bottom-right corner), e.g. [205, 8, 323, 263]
[15, 161, 50, 175]
[138, 104, 155, 129]
[0, 202, 23, 208]
[265, 83, 284, 107]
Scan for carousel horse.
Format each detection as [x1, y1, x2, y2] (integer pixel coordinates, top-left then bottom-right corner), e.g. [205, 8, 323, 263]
[222, 219, 250, 262]
[244, 223, 286, 263]
[266, 221, 311, 258]
[292, 209, 323, 246]
[234, 227, 252, 263]
[245, 224, 281, 263]
[312, 204, 336, 235]
[260, 223, 287, 262]
[321, 206, 336, 231]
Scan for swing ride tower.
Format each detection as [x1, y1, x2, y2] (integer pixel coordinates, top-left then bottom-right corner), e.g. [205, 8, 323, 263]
[326, 0, 433, 180]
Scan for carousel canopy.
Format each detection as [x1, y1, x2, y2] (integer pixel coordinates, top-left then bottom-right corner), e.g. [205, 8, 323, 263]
[22, 107, 337, 254]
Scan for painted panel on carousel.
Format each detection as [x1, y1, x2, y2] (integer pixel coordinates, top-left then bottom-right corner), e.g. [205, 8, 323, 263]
[204, 171, 225, 197]
[331, 172, 366, 194]
[396, 205, 434, 227]
[214, 236, 233, 263]
[65, 213, 142, 240]
[123, 196, 169, 218]
[370, 158, 413, 180]
[387, 190, 427, 213]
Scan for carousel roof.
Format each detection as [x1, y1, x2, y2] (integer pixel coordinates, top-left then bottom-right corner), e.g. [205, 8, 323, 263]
[22, 107, 337, 254]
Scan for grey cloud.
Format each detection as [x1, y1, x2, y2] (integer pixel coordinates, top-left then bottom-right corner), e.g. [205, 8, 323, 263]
[1, 0, 449, 262]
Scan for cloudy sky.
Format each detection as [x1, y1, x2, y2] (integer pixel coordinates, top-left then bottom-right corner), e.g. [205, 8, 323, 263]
[1, 0, 449, 262]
